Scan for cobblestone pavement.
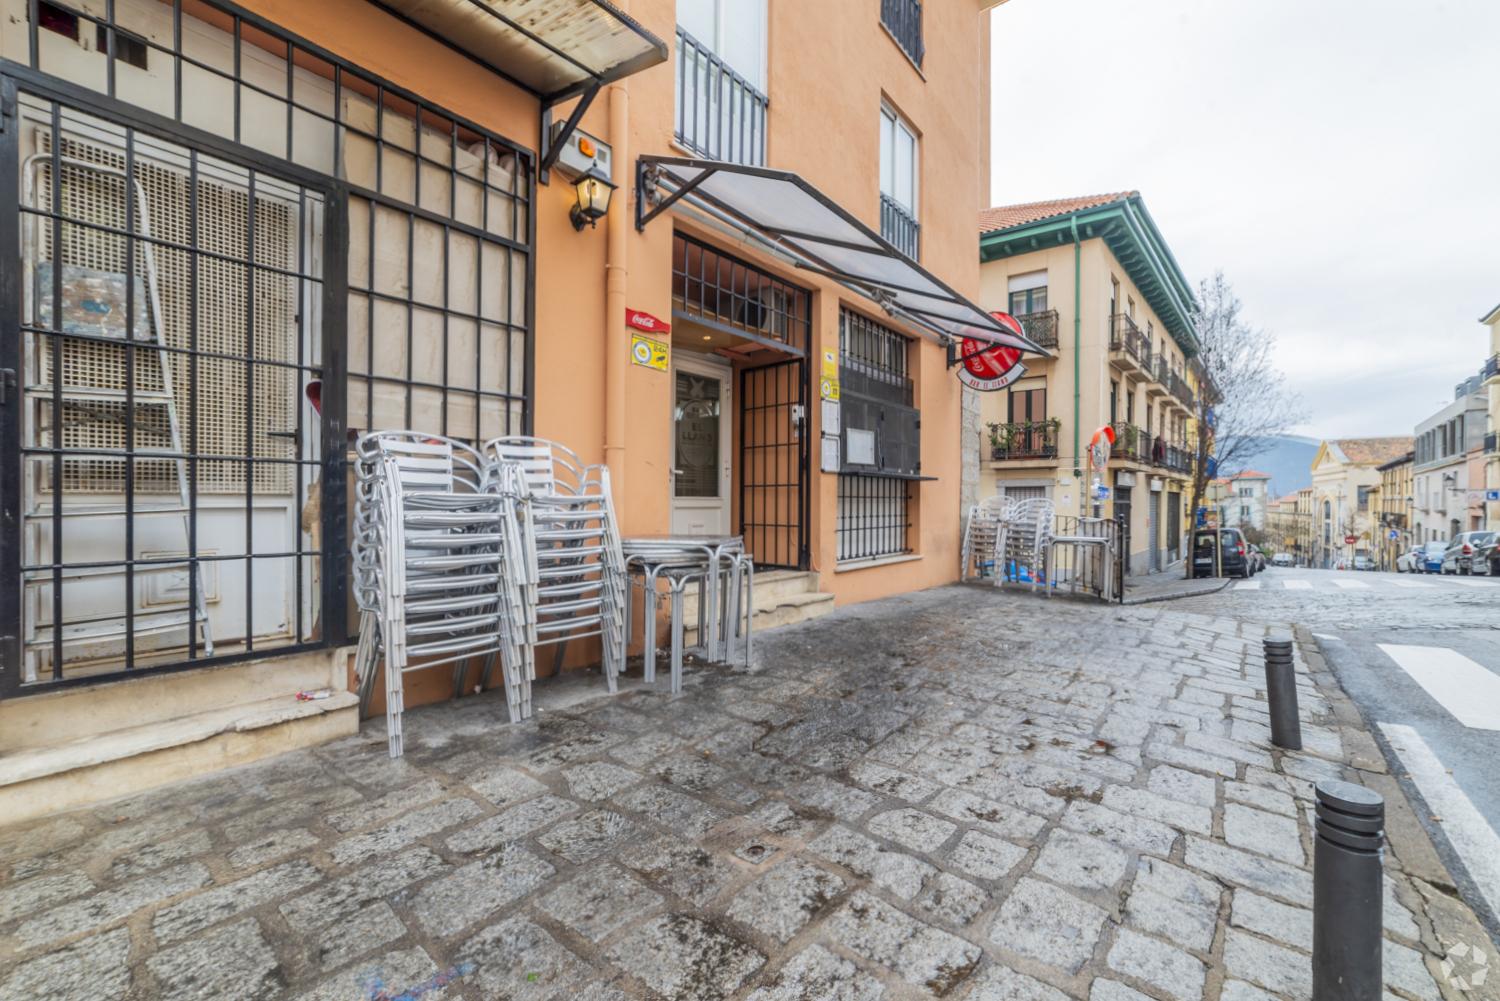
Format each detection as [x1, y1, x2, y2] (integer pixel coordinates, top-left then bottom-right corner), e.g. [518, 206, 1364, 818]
[1, 584, 1490, 1001]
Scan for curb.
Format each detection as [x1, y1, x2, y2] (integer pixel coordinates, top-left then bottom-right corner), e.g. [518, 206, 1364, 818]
[1120, 577, 1232, 604]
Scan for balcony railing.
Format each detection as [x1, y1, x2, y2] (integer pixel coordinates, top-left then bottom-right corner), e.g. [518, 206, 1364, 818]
[1109, 313, 1151, 368]
[1487, 431, 1498, 453]
[988, 420, 1059, 461]
[675, 28, 769, 167]
[1171, 372, 1196, 409]
[1015, 309, 1059, 349]
[881, 0, 924, 67]
[1110, 422, 1149, 463]
[879, 193, 920, 260]
[1485, 355, 1500, 382]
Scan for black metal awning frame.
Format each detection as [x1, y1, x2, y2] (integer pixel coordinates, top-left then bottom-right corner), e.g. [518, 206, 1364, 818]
[634, 155, 1049, 359]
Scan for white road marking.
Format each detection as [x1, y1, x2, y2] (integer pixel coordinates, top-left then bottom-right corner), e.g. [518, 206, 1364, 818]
[1450, 579, 1500, 588]
[1235, 581, 1261, 590]
[1311, 633, 1341, 640]
[1378, 722, 1500, 924]
[1332, 580, 1371, 589]
[1394, 580, 1436, 588]
[1377, 645, 1500, 731]
[1284, 580, 1314, 590]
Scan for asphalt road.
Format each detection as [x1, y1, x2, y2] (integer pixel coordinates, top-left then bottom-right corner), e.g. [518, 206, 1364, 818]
[1199, 565, 1500, 939]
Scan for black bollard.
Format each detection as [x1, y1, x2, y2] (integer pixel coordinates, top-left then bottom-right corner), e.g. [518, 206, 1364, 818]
[1313, 780, 1385, 1001]
[1262, 638, 1302, 750]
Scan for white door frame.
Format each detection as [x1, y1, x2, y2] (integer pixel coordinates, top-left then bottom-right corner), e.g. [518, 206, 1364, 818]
[670, 351, 733, 536]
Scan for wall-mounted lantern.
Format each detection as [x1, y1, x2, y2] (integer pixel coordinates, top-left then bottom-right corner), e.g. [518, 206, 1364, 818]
[570, 167, 616, 230]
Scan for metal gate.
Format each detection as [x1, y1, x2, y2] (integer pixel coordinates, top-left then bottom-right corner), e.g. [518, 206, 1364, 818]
[740, 358, 808, 569]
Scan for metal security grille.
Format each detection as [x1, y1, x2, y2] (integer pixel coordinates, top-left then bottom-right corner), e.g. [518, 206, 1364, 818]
[839, 307, 911, 405]
[673, 233, 809, 353]
[837, 474, 909, 561]
[15, 91, 326, 684]
[741, 358, 809, 571]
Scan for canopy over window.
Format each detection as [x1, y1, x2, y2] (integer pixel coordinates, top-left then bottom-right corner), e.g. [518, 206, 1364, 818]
[366, 0, 668, 103]
[636, 156, 1048, 355]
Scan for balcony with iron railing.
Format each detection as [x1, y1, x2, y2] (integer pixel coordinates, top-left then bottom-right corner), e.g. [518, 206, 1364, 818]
[1484, 354, 1500, 385]
[1171, 372, 1196, 410]
[1015, 309, 1059, 350]
[880, 194, 920, 260]
[987, 420, 1059, 462]
[1108, 313, 1151, 375]
[1145, 355, 1172, 397]
[880, 0, 924, 68]
[1110, 422, 1150, 464]
[1487, 431, 1498, 453]
[674, 28, 769, 167]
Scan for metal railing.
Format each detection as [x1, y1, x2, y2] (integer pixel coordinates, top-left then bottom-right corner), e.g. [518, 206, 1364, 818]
[1049, 515, 1122, 602]
[1110, 422, 1149, 463]
[1485, 355, 1500, 381]
[837, 474, 910, 561]
[1165, 443, 1193, 475]
[1016, 309, 1059, 349]
[988, 421, 1059, 461]
[1171, 372, 1196, 409]
[1487, 431, 1498, 453]
[1110, 313, 1151, 367]
[674, 28, 769, 167]
[880, 193, 920, 260]
[881, 0, 924, 67]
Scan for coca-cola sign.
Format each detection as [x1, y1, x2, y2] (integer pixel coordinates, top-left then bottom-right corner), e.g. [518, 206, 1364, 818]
[955, 311, 1028, 391]
[626, 308, 670, 334]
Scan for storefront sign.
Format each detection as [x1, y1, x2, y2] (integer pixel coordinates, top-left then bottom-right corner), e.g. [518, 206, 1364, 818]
[630, 332, 668, 371]
[955, 312, 1029, 391]
[821, 349, 839, 400]
[626, 308, 670, 334]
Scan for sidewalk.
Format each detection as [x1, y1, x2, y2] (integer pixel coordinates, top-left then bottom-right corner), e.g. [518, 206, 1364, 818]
[1123, 563, 1232, 604]
[0, 585, 1490, 1001]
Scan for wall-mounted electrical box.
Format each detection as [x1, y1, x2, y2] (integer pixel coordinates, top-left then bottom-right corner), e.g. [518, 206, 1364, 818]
[549, 123, 612, 181]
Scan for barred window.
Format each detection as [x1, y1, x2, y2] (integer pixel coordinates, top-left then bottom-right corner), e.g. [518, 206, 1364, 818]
[837, 474, 910, 562]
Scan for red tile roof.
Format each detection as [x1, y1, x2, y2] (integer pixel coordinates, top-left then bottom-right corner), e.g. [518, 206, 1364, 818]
[1276, 493, 1300, 504]
[1332, 437, 1415, 465]
[1229, 470, 1271, 479]
[979, 192, 1136, 234]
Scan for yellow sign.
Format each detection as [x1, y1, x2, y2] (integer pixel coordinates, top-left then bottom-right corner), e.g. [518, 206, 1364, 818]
[630, 333, 668, 371]
[1285, 537, 1295, 548]
[821, 349, 839, 400]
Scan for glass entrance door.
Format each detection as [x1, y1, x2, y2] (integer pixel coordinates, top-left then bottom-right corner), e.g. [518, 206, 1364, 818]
[671, 358, 731, 535]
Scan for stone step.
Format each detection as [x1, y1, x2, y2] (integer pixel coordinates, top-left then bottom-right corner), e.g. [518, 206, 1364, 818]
[683, 588, 837, 646]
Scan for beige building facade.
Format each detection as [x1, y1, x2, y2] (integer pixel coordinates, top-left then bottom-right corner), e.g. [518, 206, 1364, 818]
[1310, 438, 1413, 566]
[1482, 302, 1500, 530]
[975, 193, 1211, 576]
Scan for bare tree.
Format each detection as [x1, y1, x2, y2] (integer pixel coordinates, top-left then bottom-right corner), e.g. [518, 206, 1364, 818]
[1188, 271, 1309, 523]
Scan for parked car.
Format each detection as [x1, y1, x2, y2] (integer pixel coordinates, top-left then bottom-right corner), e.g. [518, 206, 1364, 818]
[1395, 546, 1424, 573]
[1441, 532, 1497, 575]
[1473, 536, 1500, 576]
[1417, 540, 1448, 573]
[1271, 552, 1294, 567]
[1353, 555, 1372, 571]
[1192, 528, 1251, 578]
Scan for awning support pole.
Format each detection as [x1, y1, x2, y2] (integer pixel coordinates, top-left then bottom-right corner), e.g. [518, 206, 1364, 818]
[635, 164, 717, 231]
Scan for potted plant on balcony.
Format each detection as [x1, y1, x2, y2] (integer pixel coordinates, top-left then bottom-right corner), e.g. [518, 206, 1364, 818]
[986, 422, 1021, 459]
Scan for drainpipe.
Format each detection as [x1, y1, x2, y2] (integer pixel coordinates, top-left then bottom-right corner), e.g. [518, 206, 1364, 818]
[1071, 216, 1081, 482]
[605, 63, 629, 509]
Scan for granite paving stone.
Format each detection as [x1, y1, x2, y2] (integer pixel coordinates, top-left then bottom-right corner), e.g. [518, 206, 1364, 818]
[563, 761, 644, 802]
[15, 861, 212, 948]
[107, 828, 213, 880]
[222, 787, 363, 843]
[615, 784, 729, 837]
[534, 808, 638, 864]
[152, 858, 322, 944]
[1031, 828, 1130, 891]
[607, 732, 685, 768]
[323, 778, 445, 832]
[1146, 766, 1217, 808]
[918, 871, 987, 926]
[807, 824, 936, 900]
[742, 944, 883, 1001]
[964, 965, 1073, 1001]
[146, 917, 283, 1001]
[1107, 927, 1208, 1001]
[726, 857, 845, 942]
[410, 842, 556, 937]
[0, 871, 96, 924]
[1383, 940, 1441, 998]
[847, 759, 942, 802]
[616, 834, 738, 906]
[1183, 838, 1313, 906]
[536, 863, 664, 941]
[988, 877, 1108, 975]
[650, 753, 730, 791]
[313, 901, 407, 970]
[1222, 929, 1312, 1001]
[1100, 785, 1213, 836]
[785, 776, 882, 819]
[457, 913, 598, 999]
[1089, 979, 1156, 1001]
[1223, 780, 1296, 817]
[605, 913, 765, 1001]
[945, 829, 1028, 882]
[443, 795, 575, 856]
[829, 890, 982, 996]
[1229, 890, 1313, 952]
[1142, 741, 1237, 777]
[466, 765, 549, 807]
[227, 828, 321, 870]
[334, 797, 485, 864]
[289, 946, 448, 1001]
[1125, 858, 1221, 953]
[1222, 803, 1305, 866]
[279, 847, 448, 933]
[1060, 801, 1177, 857]
[928, 788, 1049, 842]
[748, 800, 823, 839]
[0, 927, 132, 1001]
[867, 808, 959, 854]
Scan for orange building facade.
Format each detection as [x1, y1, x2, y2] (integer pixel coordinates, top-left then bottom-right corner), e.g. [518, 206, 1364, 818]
[0, 0, 1020, 816]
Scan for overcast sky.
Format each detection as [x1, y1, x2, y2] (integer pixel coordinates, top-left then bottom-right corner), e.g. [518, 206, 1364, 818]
[988, 0, 1500, 441]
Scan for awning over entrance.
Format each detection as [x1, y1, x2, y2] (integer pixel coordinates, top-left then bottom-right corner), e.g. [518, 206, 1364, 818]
[636, 156, 1049, 356]
[364, 0, 668, 104]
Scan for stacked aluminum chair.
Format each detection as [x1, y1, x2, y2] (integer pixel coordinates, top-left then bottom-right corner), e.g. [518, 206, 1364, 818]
[352, 432, 530, 756]
[959, 495, 1010, 581]
[996, 498, 1056, 592]
[482, 437, 628, 713]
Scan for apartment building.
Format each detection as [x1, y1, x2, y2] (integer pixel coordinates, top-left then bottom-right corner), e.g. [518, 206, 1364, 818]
[0, 0, 1031, 819]
[1481, 302, 1500, 531]
[1310, 437, 1414, 566]
[1227, 471, 1271, 532]
[974, 192, 1215, 575]
[1411, 378, 1487, 545]
[1375, 450, 1415, 569]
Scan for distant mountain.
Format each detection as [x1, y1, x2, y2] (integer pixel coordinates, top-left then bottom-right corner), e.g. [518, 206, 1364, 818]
[1223, 435, 1320, 497]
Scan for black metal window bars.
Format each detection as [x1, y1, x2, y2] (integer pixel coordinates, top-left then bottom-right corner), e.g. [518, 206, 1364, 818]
[839, 306, 912, 405]
[674, 27, 769, 167]
[3, 0, 535, 693]
[837, 473, 910, 562]
[672, 232, 809, 353]
[837, 308, 913, 561]
[879, 192, 920, 261]
[880, 0, 925, 68]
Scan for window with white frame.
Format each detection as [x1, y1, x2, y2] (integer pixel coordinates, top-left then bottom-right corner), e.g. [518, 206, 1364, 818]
[675, 0, 768, 164]
[878, 104, 919, 258]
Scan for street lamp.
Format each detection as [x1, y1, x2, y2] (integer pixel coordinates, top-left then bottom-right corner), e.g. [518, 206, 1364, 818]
[569, 166, 616, 230]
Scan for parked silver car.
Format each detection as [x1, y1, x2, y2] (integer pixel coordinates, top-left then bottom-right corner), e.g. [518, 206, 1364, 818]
[1441, 532, 1496, 575]
[1395, 546, 1424, 573]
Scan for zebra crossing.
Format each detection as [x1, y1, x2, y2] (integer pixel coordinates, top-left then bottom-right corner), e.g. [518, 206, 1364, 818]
[1234, 575, 1500, 592]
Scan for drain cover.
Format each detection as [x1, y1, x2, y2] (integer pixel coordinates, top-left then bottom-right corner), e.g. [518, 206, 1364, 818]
[734, 839, 778, 864]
